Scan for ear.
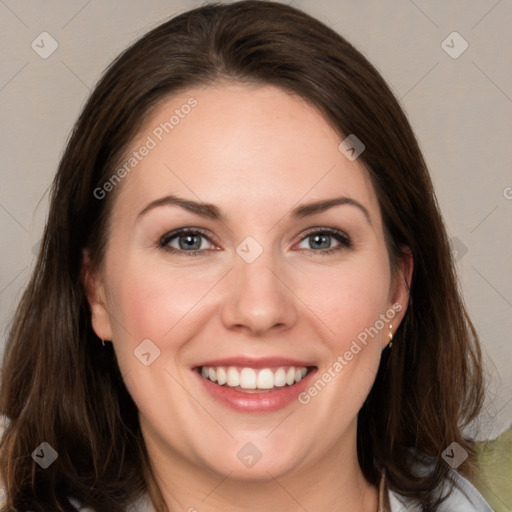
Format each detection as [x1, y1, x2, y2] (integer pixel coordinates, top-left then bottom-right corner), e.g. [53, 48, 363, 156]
[81, 249, 113, 341]
[385, 246, 413, 344]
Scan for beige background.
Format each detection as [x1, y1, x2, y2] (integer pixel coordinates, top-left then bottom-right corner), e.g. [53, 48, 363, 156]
[0, 0, 511, 440]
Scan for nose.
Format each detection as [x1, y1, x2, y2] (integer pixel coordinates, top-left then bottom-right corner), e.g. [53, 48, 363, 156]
[221, 244, 298, 336]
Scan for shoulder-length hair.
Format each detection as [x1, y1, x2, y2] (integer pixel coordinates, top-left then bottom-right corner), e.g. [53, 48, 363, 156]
[0, 1, 484, 511]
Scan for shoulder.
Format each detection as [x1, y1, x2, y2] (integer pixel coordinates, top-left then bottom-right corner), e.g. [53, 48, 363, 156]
[388, 468, 495, 511]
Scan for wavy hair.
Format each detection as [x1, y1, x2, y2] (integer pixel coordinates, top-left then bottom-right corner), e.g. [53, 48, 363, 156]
[0, 1, 484, 510]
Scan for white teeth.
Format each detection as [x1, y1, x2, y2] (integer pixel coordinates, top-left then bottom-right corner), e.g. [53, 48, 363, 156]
[216, 367, 227, 385]
[227, 367, 240, 387]
[240, 368, 257, 389]
[199, 365, 310, 390]
[257, 368, 274, 389]
[274, 367, 287, 387]
[295, 367, 308, 383]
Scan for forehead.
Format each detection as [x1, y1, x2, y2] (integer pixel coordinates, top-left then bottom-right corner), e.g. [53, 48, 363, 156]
[109, 82, 379, 224]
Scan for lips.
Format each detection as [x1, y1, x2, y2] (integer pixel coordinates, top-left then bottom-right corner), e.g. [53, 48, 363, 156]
[192, 356, 318, 413]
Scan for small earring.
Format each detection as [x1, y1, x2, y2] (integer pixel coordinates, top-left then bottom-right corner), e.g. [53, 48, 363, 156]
[388, 325, 393, 348]
[101, 339, 106, 347]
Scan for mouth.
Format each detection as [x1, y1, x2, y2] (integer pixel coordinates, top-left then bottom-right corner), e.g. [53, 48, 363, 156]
[196, 365, 315, 393]
[192, 358, 318, 413]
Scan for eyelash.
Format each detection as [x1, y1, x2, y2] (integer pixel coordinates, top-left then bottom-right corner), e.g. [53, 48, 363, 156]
[158, 227, 352, 258]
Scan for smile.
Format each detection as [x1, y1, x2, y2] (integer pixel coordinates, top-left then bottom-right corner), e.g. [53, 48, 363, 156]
[193, 357, 318, 413]
[199, 365, 311, 392]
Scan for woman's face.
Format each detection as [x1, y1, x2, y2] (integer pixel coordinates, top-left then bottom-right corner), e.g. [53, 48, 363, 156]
[84, 82, 410, 481]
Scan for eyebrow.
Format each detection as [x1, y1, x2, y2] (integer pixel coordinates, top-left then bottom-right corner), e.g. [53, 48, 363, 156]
[137, 194, 372, 225]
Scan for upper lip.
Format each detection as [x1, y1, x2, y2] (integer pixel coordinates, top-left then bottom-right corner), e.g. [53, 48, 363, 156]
[193, 356, 317, 369]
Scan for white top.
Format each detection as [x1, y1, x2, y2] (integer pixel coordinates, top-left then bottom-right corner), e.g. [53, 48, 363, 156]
[388, 467, 495, 511]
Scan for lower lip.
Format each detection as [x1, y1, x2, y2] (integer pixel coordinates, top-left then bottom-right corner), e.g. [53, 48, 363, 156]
[194, 368, 317, 413]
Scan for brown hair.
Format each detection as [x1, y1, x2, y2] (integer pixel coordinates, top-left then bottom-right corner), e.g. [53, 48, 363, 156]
[0, 1, 484, 511]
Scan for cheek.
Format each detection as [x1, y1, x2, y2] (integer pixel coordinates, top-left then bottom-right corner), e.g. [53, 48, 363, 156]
[108, 259, 215, 342]
[295, 261, 391, 428]
[296, 256, 391, 349]
[104, 261, 210, 415]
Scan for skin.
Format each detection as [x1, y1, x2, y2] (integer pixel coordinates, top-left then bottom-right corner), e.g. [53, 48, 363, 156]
[83, 82, 412, 512]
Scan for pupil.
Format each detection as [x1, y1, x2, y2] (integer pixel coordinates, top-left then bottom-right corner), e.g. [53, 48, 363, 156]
[180, 234, 200, 250]
[312, 234, 330, 249]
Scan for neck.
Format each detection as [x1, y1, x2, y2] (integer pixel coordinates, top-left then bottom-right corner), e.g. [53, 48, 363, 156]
[143, 421, 379, 512]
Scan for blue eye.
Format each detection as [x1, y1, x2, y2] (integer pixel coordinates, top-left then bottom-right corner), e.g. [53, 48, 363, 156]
[159, 228, 214, 257]
[158, 227, 352, 257]
[296, 228, 352, 254]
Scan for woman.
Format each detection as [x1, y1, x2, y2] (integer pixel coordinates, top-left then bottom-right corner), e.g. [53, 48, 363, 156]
[0, 1, 494, 511]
